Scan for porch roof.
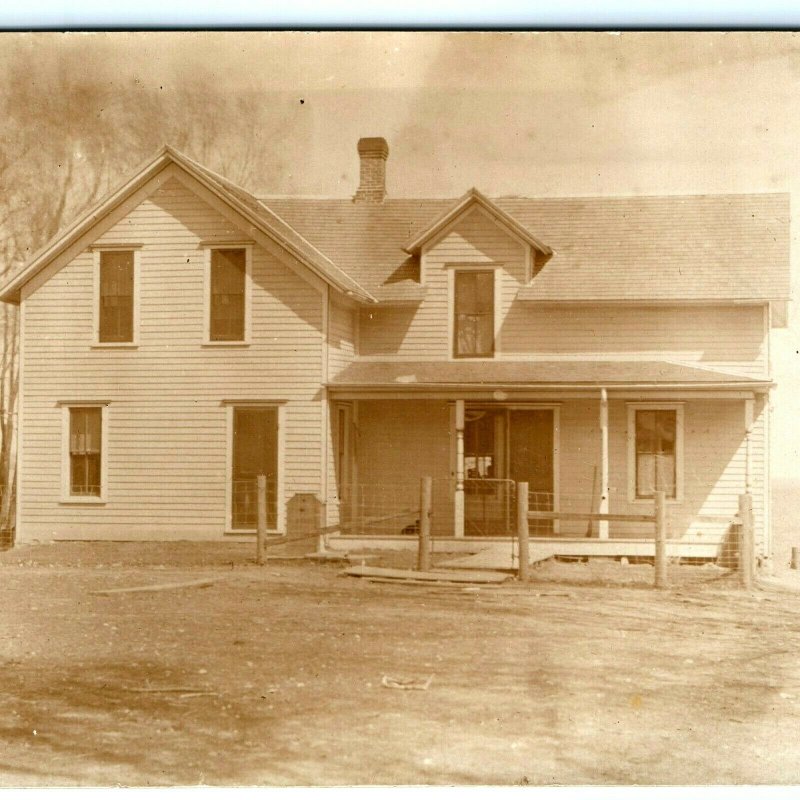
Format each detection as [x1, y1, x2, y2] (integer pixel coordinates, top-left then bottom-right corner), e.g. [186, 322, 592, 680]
[328, 360, 771, 390]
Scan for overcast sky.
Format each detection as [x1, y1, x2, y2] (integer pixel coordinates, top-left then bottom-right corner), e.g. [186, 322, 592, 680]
[5, 31, 799, 475]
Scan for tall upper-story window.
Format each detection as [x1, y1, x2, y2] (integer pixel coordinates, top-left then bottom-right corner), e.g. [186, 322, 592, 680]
[454, 270, 494, 358]
[208, 247, 250, 343]
[98, 250, 135, 343]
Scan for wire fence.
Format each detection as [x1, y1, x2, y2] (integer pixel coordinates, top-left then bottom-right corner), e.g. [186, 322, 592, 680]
[231, 478, 278, 530]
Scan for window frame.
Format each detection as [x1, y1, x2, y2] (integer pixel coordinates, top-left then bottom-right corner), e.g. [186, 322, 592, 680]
[626, 402, 684, 504]
[449, 266, 500, 360]
[224, 402, 285, 534]
[92, 246, 141, 348]
[60, 402, 109, 504]
[203, 244, 253, 346]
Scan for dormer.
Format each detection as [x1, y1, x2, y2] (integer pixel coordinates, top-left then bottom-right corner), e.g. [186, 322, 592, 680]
[403, 187, 553, 285]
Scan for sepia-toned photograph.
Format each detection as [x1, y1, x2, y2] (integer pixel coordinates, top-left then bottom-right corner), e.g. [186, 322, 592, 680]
[0, 29, 799, 787]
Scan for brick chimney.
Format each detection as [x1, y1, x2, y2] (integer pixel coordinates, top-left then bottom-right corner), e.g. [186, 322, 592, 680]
[354, 137, 389, 203]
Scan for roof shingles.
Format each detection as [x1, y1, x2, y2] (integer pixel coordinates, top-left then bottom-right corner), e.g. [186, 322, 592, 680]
[264, 193, 790, 302]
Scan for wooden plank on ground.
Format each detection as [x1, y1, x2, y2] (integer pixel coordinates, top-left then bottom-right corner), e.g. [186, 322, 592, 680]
[89, 578, 218, 596]
[341, 565, 509, 584]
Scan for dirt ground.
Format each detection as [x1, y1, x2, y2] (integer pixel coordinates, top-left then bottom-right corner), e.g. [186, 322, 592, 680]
[2, 540, 800, 786]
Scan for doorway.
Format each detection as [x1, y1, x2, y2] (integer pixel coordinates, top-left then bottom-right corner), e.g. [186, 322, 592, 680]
[463, 406, 555, 535]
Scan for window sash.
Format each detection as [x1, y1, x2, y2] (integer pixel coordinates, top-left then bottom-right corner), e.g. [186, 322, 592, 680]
[635, 409, 677, 499]
[69, 408, 102, 496]
[454, 271, 494, 357]
[99, 251, 134, 342]
[210, 249, 246, 341]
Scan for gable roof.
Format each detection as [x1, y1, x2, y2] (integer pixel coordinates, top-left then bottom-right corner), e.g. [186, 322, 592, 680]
[265, 192, 790, 303]
[1, 145, 790, 306]
[402, 187, 553, 257]
[0, 145, 375, 305]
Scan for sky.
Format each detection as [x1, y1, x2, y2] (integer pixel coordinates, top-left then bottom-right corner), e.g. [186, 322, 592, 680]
[3, 31, 799, 475]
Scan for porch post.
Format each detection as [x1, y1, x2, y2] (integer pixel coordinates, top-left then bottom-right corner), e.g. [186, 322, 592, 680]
[599, 388, 609, 539]
[455, 399, 465, 538]
[744, 397, 754, 494]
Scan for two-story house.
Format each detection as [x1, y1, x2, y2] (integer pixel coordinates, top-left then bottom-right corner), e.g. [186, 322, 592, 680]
[0, 139, 790, 563]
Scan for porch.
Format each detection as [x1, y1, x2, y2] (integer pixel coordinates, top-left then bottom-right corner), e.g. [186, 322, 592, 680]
[326, 369, 768, 561]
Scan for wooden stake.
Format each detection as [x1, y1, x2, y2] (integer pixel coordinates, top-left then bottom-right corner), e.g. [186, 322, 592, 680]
[792, 547, 800, 571]
[599, 388, 609, 539]
[739, 492, 754, 590]
[256, 474, 268, 566]
[517, 481, 530, 582]
[654, 490, 667, 589]
[417, 476, 433, 572]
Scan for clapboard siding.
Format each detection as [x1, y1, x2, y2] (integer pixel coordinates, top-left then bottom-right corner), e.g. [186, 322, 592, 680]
[501, 305, 767, 377]
[357, 205, 767, 377]
[328, 300, 356, 378]
[19, 177, 324, 540]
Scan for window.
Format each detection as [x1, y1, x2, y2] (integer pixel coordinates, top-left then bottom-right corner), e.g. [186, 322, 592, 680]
[95, 249, 138, 344]
[628, 404, 684, 502]
[230, 406, 280, 530]
[209, 248, 248, 342]
[61, 404, 107, 501]
[454, 270, 494, 358]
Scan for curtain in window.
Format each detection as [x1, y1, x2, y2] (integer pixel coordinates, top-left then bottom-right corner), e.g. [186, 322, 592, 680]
[455, 271, 493, 357]
[70, 408, 101, 496]
[635, 410, 676, 499]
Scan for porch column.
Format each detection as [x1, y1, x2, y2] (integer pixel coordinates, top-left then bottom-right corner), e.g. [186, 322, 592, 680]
[454, 399, 465, 538]
[744, 396, 754, 494]
[599, 388, 609, 539]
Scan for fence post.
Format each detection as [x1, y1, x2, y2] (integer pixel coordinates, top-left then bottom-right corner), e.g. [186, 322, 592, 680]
[517, 481, 530, 582]
[417, 476, 433, 572]
[739, 492, 754, 590]
[256, 474, 267, 566]
[654, 490, 667, 589]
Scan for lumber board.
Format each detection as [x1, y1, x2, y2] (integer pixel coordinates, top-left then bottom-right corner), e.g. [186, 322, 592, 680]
[90, 578, 218, 596]
[342, 565, 509, 584]
[528, 511, 654, 523]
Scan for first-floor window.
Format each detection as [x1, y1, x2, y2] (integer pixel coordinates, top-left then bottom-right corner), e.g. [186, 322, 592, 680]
[631, 406, 681, 500]
[69, 407, 102, 496]
[231, 407, 279, 529]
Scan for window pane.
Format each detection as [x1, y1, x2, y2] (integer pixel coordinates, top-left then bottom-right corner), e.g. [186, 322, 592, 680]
[210, 249, 246, 341]
[70, 408, 102, 496]
[99, 251, 134, 342]
[635, 410, 677, 499]
[454, 271, 493, 357]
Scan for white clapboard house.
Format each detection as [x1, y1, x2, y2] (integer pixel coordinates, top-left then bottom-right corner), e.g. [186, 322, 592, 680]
[0, 138, 790, 562]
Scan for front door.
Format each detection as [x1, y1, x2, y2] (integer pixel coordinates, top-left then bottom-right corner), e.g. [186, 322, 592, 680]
[232, 407, 278, 530]
[463, 407, 554, 535]
[509, 409, 554, 534]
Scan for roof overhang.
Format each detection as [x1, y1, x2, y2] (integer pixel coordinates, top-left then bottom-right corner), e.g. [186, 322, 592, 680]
[328, 359, 773, 398]
[403, 187, 553, 257]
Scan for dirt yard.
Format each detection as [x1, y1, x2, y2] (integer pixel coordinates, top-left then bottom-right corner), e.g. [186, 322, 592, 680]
[2, 541, 800, 786]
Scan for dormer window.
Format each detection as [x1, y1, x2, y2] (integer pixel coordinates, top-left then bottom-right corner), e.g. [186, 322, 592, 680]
[453, 270, 494, 358]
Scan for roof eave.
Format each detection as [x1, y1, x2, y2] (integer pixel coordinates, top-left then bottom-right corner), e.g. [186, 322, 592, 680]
[0, 147, 175, 304]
